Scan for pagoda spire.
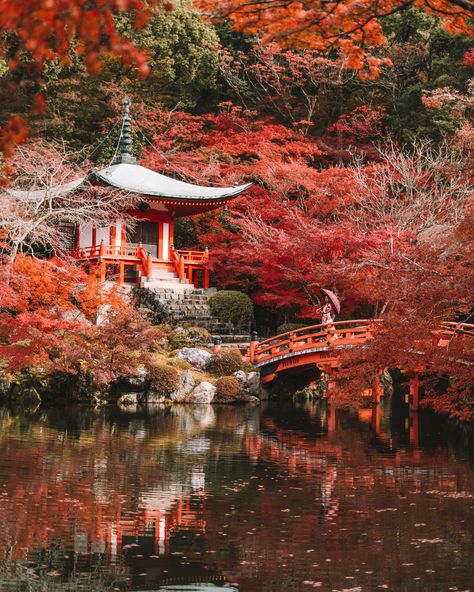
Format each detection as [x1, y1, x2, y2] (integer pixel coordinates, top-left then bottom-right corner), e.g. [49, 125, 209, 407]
[115, 96, 137, 164]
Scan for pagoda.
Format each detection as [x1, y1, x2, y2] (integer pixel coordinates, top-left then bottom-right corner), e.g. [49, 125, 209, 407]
[67, 98, 250, 289]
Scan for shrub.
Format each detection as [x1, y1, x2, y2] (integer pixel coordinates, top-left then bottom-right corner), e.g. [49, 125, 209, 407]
[209, 290, 254, 330]
[133, 288, 171, 325]
[168, 326, 211, 350]
[167, 357, 192, 371]
[208, 348, 244, 377]
[276, 322, 307, 335]
[146, 362, 180, 395]
[215, 376, 243, 402]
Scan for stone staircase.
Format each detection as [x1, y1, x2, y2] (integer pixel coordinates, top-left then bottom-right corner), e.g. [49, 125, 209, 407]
[138, 270, 250, 345]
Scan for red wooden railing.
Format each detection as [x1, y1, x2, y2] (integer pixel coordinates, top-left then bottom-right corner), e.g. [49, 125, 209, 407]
[249, 319, 473, 366]
[438, 322, 474, 338]
[72, 244, 141, 260]
[251, 320, 381, 365]
[170, 245, 209, 288]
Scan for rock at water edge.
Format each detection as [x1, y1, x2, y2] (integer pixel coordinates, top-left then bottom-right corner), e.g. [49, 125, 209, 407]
[169, 370, 196, 402]
[177, 348, 212, 371]
[185, 381, 216, 404]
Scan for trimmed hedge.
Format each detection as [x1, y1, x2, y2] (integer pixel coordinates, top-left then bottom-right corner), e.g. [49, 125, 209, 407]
[215, 376, 243, 402]
[146, 362, 180, 395]
[209, 290, 254, 329]
[208, 348, 244, 377]
[276, 322, 307, 335]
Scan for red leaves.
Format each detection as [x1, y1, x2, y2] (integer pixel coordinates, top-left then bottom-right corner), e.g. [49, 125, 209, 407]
[0, 255, 162, 386]
[197, 0, 473, 79]
[464, 48, 474, 67]
[0, 116, 29, 158]
[0, 0, 159, 155]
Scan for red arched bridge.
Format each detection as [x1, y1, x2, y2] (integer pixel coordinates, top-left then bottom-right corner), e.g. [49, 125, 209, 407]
[245, 319, 473, 386]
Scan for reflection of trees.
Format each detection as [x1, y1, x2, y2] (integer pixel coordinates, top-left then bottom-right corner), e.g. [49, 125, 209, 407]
[0, 405, 259, 564]
[0, 402, 472, 592]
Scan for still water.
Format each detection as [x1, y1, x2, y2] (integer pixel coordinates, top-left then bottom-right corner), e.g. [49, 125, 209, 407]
[0, 401, 472, 592]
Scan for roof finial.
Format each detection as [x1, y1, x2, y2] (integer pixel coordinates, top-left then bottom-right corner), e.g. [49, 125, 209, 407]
[116, 96, 136, 164]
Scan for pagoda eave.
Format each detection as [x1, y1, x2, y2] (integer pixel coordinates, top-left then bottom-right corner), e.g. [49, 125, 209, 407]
[137, 195, 241, 217]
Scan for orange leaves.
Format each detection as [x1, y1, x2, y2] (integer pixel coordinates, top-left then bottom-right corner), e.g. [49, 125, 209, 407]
[0, 0, 160, 155]
[0, 116, 29, 158]
[0, 255, 162, 385]
[0, 0, 155, 73]
[197, 0, 473, 78]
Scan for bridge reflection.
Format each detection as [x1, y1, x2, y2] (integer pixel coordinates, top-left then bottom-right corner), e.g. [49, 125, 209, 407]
[0, 402, 471, 591]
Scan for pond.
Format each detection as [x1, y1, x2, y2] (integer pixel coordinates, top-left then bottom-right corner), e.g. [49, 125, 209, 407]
[0, 400, 472, 591]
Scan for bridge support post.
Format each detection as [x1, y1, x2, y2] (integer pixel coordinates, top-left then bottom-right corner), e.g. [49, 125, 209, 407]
[409, 411, 420, 447]
[409, 375, 420, 412]
[248, 331, 259, 364]
[213, 336, 221, 354]
[372, 369, 384, 404]
[321, 366, 336, 390]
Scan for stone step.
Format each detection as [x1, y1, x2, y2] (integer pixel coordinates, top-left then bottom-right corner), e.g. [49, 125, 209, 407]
[150, 271, 179, 279]
[143, 281, 195, 291]
[173, 307, 212, 312]
[214, 334, 251, 342]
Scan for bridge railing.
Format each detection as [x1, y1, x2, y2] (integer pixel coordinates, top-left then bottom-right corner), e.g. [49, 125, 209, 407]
[252, 319, 382, 365]
[438, 322, 474, 338]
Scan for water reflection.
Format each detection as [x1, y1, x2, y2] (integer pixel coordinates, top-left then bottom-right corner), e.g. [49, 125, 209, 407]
[0, 401, 472, 591]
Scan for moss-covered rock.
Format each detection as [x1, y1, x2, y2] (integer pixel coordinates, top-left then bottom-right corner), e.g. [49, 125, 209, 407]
[168, 326, 211, 350]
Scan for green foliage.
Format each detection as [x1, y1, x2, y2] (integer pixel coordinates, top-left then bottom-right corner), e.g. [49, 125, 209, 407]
[215, 375, 243, 402]
[133, 288, 171, 327]
[114, 5, 219, 109]
[146, 362, 180, 395]
[209, 290, 254, 329]
[173, 217, 199, 249]
[168, 326, 211, 350]
[276, 322, 307, 335]
[208, 349, 244, 377]
[166, 357, 192, 371]
[376, 8, 474, 140]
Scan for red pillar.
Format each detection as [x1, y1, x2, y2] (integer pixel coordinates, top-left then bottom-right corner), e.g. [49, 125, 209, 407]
[371, 403, 382, 436]
[118, 262, 125, 285]
[146, 253, 153, 280]
[203, 268, 210, 289]
[109, 224, 116, 251]
[409, 412, 420, 447]
[248, 331, 259, 363]
[178, 255, 185, 281]
[372, 369, 384, 404]
[99, 240, 106, 257]
[409, 375, 420, 412]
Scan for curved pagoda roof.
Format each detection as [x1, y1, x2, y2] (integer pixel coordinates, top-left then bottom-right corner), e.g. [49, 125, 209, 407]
[9, 98, 251, 217]
[94, 161, 251, 201]
[93, 97, 251, 216]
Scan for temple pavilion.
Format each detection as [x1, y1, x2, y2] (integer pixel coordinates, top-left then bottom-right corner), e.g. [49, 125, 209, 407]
[58, 98, 250, 288]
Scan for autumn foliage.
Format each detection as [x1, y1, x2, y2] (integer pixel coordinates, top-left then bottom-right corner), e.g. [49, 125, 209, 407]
[0, 254, 162, 387]
[197, 0, 474, 77]
[0, 0, 166, 155]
